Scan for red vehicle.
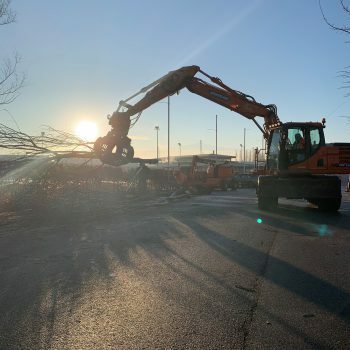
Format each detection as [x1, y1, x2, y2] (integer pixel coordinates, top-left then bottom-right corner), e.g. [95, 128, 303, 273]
[173, 156, 236, 194]
[94, 65, 350, 211]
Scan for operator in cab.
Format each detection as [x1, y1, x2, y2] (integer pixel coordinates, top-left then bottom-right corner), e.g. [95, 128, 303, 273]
[293, 133, 305, 150]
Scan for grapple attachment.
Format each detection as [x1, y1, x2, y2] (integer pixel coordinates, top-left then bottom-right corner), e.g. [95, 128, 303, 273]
[94, 130, 134, 167]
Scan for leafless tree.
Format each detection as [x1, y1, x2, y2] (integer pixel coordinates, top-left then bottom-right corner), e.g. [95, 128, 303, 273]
[320, 1, 350, 126]
[320, 1, 350, 97]
[0, 123, 93, 156]
[0, 0, 15, 25]
[0, 0, 25, 105]
[320, 0, 350, 34]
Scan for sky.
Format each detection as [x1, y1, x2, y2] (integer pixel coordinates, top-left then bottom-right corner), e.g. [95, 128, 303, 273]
[1, 0, 350, 159]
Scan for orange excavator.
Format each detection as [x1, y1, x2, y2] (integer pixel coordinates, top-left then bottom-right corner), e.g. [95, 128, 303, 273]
[94, 65, 350, 211]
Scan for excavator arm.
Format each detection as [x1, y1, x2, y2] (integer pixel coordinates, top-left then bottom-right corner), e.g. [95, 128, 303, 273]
[94, 65, 282, 166]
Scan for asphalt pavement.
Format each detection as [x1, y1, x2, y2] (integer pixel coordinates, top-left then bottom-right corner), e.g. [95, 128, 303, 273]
[0, 185, 349, 349]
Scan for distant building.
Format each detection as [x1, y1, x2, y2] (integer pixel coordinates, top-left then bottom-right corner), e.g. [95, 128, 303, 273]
[156, 153, 258, 174]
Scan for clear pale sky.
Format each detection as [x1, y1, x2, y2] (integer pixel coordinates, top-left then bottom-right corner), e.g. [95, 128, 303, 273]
[1, 0, 349, 158]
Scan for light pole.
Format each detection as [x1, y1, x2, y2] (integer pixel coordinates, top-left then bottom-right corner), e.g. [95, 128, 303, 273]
[208, 114, 219, 158]
[178, 142, 182, 157]
[243, 128, 246, 173]
[167, 96, 170, 169]
[155, 126, 159, 161]
[262, 135, 266, 161]
[240, 144, 243, 162]
[254, 147, 258, 171]
[156, 98, 170, 168]
[215, 114, 218, 156]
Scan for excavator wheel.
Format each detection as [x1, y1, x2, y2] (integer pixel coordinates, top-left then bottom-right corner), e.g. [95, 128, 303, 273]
[307, 198, 341, 212]
[257, 176, 278, 211]
[257, 194, 278, 210]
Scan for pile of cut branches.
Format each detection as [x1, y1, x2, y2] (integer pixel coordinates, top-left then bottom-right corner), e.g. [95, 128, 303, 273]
[0, 123, 93, 157]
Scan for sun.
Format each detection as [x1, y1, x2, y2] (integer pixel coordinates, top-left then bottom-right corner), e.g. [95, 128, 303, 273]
[75, 121, 97, 142]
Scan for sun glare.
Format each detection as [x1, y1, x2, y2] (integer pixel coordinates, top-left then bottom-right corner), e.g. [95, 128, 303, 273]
[75, 121, 97, 142]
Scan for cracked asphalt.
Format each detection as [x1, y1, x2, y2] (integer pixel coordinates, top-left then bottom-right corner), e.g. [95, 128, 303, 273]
[0, 185, 350, 349]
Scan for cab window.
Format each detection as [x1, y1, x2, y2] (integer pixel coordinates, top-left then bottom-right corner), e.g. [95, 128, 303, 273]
[267, 129, 280, 170]
[310, 127, 321, 155]
[286, 127, 306, 164]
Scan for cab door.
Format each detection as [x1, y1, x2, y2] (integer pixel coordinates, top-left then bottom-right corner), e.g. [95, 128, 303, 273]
[285, 126, 307, 168]
[283, 125, 326, 171]
[306, 126, 327, 172]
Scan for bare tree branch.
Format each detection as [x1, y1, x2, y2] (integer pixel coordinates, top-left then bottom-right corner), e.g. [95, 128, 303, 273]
[0, 1, 25, 105]
[0, 123, 94, 156]
[320, 0, 350, 33]
[319, 0, 350, 34]
[0, 54, 26, 105]
[320, 1, 350, 95]
[319, 0, 350, 33]
[0, 0, 15, 25]
[337, 69, 350, 96]
[341, 0, 350, 15]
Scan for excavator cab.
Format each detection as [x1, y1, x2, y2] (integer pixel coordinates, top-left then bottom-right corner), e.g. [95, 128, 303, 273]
[266, 122, 326, 173]
[259, 119, 350, 211]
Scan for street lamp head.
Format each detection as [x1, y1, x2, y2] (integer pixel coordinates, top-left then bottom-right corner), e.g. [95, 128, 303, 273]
[155, 125, 159, 131]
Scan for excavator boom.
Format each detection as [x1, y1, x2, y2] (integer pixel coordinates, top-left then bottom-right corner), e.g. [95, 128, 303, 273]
[94, 65, 281, 166]
[114, 66, 201, 119]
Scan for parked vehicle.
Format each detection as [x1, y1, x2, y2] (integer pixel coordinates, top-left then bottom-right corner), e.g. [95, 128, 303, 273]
[174, 156, 236, 194]
[234, 173, 258, 188]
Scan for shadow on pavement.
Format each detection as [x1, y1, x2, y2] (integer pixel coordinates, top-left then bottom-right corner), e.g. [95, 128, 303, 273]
[0, 188, 349, 349]
[182, 216, 349, 319]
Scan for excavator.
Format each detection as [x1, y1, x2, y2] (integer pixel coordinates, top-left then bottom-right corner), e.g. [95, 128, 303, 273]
[94, 65, 350, 211]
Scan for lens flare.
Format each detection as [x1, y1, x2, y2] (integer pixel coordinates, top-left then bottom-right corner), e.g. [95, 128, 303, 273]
[75, 121, 97, 142]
